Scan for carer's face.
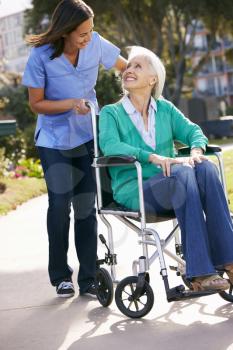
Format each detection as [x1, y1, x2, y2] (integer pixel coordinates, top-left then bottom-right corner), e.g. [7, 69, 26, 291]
[65, 17, 94, 49]
[122, 56, 157, 92]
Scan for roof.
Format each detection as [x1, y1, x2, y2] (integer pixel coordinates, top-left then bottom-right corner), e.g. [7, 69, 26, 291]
[0, 0, 32, 19]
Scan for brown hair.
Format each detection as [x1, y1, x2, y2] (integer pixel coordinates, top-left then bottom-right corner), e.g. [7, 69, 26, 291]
[26, 0, 94, 59]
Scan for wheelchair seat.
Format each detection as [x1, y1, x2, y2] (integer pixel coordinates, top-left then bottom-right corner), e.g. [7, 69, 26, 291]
[98, 163, 176, 223]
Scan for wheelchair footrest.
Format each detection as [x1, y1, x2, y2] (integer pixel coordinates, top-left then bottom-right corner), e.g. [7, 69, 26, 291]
[167, 285, 217, 302]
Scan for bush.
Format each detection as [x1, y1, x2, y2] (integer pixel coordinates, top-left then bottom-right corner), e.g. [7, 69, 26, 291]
[0, 129, 27, 165]
[0, 146, 43, 179]
[96, 67, 122, 107]
[0, 182, 6, 194]
[0, 85, 36, 129]
[14, 158, 43, 179]
[0, 85, 37, 160]
[0, 148, 13, 178]
[23, 125, 38, 158]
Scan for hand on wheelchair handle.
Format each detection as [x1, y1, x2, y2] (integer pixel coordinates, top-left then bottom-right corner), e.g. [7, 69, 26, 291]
[73, 98, 90, 115]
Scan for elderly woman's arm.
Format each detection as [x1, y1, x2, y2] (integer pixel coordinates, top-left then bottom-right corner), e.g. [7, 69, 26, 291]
[170, 103, 209, 166]
[171, 103, 208, 151]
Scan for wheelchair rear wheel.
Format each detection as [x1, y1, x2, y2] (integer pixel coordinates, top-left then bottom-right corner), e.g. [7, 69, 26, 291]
[96, 268, 114, 307]
[115, 276, 154, 318]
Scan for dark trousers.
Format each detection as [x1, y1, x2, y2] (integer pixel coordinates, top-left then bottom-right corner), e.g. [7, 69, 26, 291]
[143, 161, 233, 279]
[37, 140, 97, 292]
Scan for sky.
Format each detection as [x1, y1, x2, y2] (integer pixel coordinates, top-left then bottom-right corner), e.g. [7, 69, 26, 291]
[0, 0, 31, 18]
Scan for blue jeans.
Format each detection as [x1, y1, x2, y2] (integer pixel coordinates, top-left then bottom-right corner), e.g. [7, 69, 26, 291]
[37, 140, 97, 292]
[143, 161, 233, 279]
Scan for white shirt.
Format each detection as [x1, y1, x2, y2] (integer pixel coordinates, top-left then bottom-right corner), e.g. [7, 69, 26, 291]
[121, 95, 157, 150]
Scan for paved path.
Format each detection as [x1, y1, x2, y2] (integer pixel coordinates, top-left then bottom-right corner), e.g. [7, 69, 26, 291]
[220, 143, 233, 151]
[1, 194, 233, 350]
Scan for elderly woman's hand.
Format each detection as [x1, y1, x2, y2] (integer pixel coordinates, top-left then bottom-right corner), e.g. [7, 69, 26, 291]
[188, 147, 208, 166]
[149, 154, 184, 177]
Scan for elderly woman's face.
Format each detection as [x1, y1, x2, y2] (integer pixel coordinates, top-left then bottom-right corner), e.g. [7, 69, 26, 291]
[122, 55, 157, 92]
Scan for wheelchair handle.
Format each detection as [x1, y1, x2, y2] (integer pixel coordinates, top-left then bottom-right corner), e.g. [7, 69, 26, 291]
[85, 100, 99, 158]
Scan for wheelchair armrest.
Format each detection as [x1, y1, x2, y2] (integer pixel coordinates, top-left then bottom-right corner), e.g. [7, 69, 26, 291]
[177, 144, 222, 156]
[206, 144, 222, 153]
[96, 155, 136, 167]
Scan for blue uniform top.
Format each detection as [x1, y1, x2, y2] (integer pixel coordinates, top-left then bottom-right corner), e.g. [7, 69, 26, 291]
[22, 32, 120, 150]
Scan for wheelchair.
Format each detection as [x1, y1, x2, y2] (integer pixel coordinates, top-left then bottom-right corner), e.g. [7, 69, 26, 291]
[87, 101, 233, 318]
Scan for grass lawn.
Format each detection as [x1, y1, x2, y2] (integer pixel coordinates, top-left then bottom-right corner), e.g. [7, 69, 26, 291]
[209, 137, 233, 145]
[0, 177, 46, 215]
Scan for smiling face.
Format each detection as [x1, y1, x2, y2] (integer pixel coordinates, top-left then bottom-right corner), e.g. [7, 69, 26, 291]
[122, 55, 157, 94]
[64, 17, 94, 50]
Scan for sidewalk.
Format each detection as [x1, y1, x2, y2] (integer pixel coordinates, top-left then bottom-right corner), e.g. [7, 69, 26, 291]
[220, 143, 233, 151]
[1, 195, 233, 350]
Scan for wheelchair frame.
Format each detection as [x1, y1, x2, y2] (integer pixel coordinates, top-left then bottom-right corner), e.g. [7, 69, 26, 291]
[88, 101, 233, 316]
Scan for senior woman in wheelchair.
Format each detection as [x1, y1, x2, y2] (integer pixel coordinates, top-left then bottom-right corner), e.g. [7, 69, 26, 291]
[99, 46, 233, 292]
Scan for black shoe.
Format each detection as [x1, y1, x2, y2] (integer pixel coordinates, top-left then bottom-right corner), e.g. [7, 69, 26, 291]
[80, 283, 97, 297]
[56, 281, 75, 298]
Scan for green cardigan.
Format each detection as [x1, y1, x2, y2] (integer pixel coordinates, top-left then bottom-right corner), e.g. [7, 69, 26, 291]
[99, 98, 208, 210]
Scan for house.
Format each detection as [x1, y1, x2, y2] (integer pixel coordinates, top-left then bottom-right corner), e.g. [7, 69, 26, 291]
[192, 21, 233, 106]
[0, 0, 32, 74]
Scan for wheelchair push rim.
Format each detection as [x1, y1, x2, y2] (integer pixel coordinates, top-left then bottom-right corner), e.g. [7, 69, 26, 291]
[115, 276, 154, 318]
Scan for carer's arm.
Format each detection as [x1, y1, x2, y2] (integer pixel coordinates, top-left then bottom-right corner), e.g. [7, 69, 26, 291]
[28, 87, 81, 115]
[113, 55, 127, 73]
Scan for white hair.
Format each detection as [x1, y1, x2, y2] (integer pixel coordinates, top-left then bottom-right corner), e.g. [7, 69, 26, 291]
[127, 46, 166, 100]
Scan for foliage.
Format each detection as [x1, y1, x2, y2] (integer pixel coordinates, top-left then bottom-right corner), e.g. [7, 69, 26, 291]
[14, 158, 44, 179]
[96, 67, 122, 107]
[0, 85, 37, 159]
[24, 0, 233, 106]
[0, 85, 36, 129]
[0, 182, 6, 194]
[24, 0, 60, 34]
[0, 148, 13, 178]
[0, 130, 27, 164]
[22, 126, 39, 158]
[0, 147, 43, 184]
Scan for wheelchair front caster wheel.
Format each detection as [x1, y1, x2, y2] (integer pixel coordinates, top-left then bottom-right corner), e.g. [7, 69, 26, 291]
[115, 276, 154, 318]
[96, 268, 113, 307]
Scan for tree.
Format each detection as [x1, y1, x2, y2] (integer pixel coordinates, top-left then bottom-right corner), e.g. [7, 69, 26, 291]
[87, 0, 233, 105]
[24, 0, 60, 34]
[25, 0, 233, 106]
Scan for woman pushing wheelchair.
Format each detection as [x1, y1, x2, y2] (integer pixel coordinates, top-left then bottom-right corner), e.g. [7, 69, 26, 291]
[99, 46, 233, 292]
